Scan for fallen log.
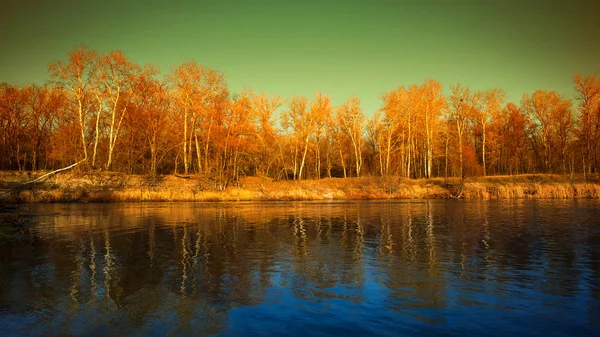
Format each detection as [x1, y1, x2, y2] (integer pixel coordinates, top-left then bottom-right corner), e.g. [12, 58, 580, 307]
[0, 158, 87, 197]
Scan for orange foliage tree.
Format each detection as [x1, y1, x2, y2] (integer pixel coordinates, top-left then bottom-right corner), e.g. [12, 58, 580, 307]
[522, 90, 573, 173]
[1, 46, 597, 182]
[573, 74, 600, 175]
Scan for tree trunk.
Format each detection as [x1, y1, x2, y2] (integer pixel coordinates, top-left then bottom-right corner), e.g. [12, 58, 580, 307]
[204, 118, 213, 174]
[482, 122, 486, 176]
[183, 106, 188, 175]
[407, 115, 412, 178]
[458, 134, 463, 178]
[339, 148, 347, 178]
[92, 95, 102, 168]
[315, 140, 321, 179]
[194, 131, 202, 173]
[326, 146, 332, 178]
[78, 99, 88, 160]
[385, 130, 392, 177]
[445, 134, 449, 179]
[425, 104, 432, 178]
[298, 136, 309, 180]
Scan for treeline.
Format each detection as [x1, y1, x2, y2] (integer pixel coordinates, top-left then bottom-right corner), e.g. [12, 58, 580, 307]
[1, 46, 599, 187]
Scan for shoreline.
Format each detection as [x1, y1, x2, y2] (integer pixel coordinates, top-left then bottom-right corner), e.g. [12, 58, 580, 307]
[1, 172, 600, 203]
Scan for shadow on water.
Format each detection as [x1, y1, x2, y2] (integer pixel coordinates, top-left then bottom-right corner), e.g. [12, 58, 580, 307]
[1, 200, 599, 336]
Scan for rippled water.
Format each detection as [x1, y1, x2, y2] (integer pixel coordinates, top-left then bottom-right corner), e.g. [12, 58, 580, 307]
[1, 200, 599, 336]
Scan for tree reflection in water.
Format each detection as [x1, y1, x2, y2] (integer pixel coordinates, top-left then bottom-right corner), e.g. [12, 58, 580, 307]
[1, 200, 599, 336]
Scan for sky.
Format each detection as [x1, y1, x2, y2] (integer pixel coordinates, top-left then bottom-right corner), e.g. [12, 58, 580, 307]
[1, 0, 599, 116]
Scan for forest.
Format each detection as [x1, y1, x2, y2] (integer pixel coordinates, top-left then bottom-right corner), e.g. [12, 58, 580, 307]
[1, 46, 599, 190]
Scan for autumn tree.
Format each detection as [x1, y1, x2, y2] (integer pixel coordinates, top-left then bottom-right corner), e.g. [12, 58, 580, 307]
[381, 86, 410, 177]
[282, 96, 309, 180]
[573, 74, 600, 175]
[415, 80, 445, 178]
[521, 90, 573, 173]
[94, 50, 142, 170]
[169, 61, 228, 175]
[0, 84, 28, 170]
[195, 69, 229, 176]
[48, 46, 98, 163]
[3, 45, 599, 182]
[448, 84, 481, 178]
[328, 111, 350, 178]
[336, 96, 364, 177]
[22, 85, 65, 171]
[475, 89, 505, 176]
[215, 90, 257, 187]
[169, 61, 204, 174]
[495, 103, 530, 174]
[365, 111, 385, 176]
[126, 66, 175, 176]
[310, 93, 332, 179]
[251, 93, 283, 177]
[0, 84, 67, 171]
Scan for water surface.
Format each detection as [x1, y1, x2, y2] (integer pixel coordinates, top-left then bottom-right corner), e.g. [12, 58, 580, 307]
[1, 200, 599, 336]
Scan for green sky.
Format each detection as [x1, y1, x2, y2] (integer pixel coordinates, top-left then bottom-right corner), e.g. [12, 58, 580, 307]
[1, 0, 598, 115]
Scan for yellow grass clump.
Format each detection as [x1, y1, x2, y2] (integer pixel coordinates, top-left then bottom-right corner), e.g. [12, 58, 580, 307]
[1, 171, 599, 203]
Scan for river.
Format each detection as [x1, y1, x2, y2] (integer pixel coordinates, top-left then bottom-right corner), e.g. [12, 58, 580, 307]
[1, 200, 599, 336]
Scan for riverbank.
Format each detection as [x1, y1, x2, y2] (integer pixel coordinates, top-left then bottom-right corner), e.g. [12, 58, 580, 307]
[1, 171, 599, 202]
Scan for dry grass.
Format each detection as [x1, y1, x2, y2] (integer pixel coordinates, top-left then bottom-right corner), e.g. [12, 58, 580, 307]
[1, 171, 599, 203]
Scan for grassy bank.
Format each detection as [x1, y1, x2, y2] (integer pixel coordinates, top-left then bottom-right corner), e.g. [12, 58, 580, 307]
[1, 171, 599, 202]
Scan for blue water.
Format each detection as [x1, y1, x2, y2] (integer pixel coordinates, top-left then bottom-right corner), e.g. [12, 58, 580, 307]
[1, 200, 599, 336]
